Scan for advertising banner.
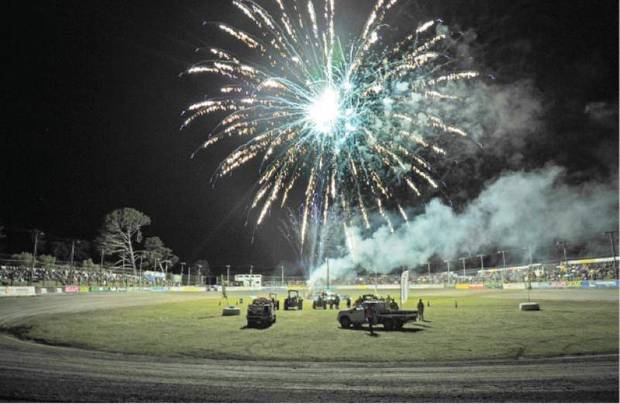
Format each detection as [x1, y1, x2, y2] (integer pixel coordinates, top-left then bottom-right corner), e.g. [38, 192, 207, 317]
[566, 281, 582, 288]
[5, 286, 36, 296]
[409, 284, 444, 289]
[468, 283, 484, 289]
[589, 280, 619, 288]
[64, 286, 79, 293]
[455, 283, 469, 289]
[531, 282, 551, 289]
[79, 286, 90, 293]
[551, 281, 566, 289]
[503, 283, 527, 290]
[483, 281, 503, 289]
[180, 286, 205, 292]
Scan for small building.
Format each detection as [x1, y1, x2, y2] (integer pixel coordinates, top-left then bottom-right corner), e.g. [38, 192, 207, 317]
[234, 274, 262, 288]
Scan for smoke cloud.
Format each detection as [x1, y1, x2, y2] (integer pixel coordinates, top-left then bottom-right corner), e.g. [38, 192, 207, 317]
[310, 165, 618, 282]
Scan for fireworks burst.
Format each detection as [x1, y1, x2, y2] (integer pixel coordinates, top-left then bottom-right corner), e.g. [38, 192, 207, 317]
[183, 0, 479, 246]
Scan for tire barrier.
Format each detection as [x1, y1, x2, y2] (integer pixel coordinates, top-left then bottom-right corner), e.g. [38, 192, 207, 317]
[222, 306, 241, 316]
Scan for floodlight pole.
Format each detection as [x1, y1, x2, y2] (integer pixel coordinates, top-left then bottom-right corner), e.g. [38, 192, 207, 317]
[250, 265, 253, 288]
[31, 230, 44, 281]
[226, 265, 230, 286]
[445, 260, 451, 286]
[459, 257, 467, 277]
[180, 262, 186, 286]
[497, 250, 507, 284]
[326, 259, 330, 290]
[281, 265, 284, 287]
[427, 262, 431, 281]
[477, 254, 485, 272]
[139, 255, 143, 287]
[69, 240, 75, 270]
[604, 231, 618, 277]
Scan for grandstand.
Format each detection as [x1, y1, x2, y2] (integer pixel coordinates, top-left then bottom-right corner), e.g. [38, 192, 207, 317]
[1, 255, 617, 291]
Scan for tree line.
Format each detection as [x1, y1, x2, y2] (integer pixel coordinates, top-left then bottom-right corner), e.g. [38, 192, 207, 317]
[2, 208, 209, 275]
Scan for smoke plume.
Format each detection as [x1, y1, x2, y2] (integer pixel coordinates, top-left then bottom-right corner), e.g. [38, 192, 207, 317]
[310, 165, 618, 282]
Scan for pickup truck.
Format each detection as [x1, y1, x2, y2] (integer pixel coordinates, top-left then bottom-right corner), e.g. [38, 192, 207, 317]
[337, 300, 418, 331]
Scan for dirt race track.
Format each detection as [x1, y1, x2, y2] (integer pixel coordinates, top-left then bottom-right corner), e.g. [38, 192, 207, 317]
[0, 293, 618, 402]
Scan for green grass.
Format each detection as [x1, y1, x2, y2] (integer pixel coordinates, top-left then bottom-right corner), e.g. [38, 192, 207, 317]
[15, 289, 619, 362]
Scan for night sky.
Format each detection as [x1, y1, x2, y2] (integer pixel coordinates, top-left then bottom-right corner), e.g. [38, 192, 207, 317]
[3, 0, 618, 272]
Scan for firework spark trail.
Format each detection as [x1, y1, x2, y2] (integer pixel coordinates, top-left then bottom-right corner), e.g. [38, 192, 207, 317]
[184, 0, 480, 246]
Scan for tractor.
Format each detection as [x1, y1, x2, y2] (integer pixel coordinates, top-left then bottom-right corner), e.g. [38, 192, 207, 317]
[283, 289, 303, 310]
[269, 292, 280, 310]
[247, 297, 276, 328]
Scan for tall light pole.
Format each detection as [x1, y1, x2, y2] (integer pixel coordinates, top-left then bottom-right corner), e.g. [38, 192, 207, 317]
[445, 260, 451, 285]
[281, 265, 284, 287]
[180, 262, 186, 285]
[226, 265, 230, 286]
[138, 255, 143, 286]
[197, 264, 203, 286]
[477, 254, 485, 271]
[427, 262, 431, 281]
[497, 250, 507, 284]
[556, 241, 568, 263]
[326, 259, 330, 290]
[604, 231, 618, 276]
[459, 256, 468, 277]
[69, 240, 76, 270]
[31, 230, 44, 279]
[249, 265, 253, 288]
[188, 264, 192, 286]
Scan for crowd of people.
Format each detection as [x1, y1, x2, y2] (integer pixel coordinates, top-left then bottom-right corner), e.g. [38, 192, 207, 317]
[1, 259, 617, 288]
[0, 264, 169, 287]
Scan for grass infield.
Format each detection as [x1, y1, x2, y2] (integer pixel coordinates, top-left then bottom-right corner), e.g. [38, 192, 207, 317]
[14, 289, 619, 362]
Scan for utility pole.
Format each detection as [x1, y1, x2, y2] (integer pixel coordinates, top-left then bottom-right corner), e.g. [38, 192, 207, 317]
[188, 265, 192, 286]
[445, 260, 451, 285]
[604, 231, 618, 276]
[249, 265, 253, 288]
[197, 264, 203, 286]
[427, 262, 431, 281]
[226, 265, 230, 286]
[281, 265, 284, 287]
[180, 262, 186, 285]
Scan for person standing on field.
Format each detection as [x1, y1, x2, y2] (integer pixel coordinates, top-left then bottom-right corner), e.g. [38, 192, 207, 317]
[417, 298, 425, 321]
[365, 303, 376, 335]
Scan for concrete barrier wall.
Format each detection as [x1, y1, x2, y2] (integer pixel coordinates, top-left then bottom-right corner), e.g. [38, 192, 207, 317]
[2, 286, 36, 296]
[503, 283, 527, 290]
